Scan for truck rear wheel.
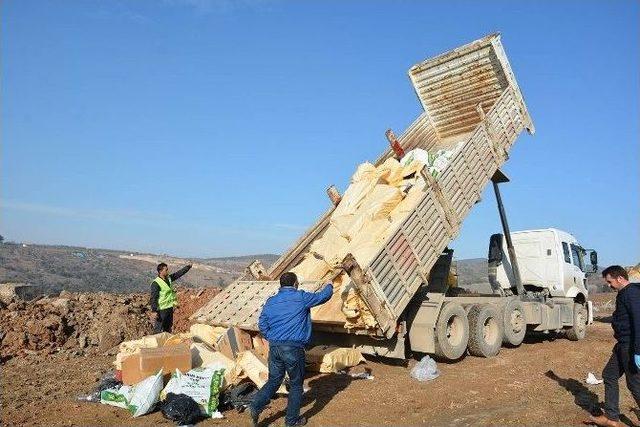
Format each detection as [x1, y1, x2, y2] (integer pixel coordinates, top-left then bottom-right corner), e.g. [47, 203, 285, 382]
[566, 303, 587, 341]
[502, 300, 526, 347]
[434, 303, 469, 361]
[468, 304, 503, 357]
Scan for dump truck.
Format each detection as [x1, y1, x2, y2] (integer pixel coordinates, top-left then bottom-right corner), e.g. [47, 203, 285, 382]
[192, 33, 597, 361]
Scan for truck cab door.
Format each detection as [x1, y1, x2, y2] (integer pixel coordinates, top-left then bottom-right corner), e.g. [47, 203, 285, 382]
[569, 243, 587, 291]
[561, 242, 575, 294]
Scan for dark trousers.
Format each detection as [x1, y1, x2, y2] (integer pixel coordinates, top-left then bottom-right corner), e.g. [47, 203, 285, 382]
[602, 342, 640, 421]
[250, 344, 305, 425]
[153, 308, 174, 333]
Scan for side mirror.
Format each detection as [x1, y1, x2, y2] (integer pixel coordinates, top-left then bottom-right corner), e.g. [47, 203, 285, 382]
[583, 249, 598, 274]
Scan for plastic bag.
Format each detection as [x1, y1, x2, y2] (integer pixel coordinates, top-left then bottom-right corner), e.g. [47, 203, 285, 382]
[161, 370, 183, 400]
[586, 372, 603, 385]
[410, 356, 439, 381]
[400, 147, 456, 179]
[78, 371, 122, 403]
[220, 382, 258, 411]
[100, 385, 132, 409]
[161, 393, 203, 425]
[161, 366, 226, 417]
[127, 370, 164, 417]
[400, 148, 431, 168]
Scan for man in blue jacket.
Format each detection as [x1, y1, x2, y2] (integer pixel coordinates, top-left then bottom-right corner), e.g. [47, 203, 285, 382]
[590, 265, 640, 427]
[249, 271, 333, 427]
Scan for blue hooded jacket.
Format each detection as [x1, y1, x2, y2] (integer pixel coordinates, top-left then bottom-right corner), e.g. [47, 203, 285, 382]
[258, 284, 333, 347]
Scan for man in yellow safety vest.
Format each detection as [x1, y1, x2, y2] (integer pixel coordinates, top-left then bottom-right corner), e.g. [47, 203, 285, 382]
[149, 262, 192, 333]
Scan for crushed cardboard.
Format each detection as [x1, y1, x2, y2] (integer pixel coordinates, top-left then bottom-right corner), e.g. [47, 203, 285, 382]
[306, 345, 365, 373]
[190, 342, 240, 388]
[114, 332, 192, 370]
[189, 323, 227, 348]
[236, 350, 287, 394]
[121, 342, 192, 385]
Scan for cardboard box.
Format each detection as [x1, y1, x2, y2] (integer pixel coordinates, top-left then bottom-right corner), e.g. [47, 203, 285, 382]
[121, 342, 192, 385]
[251, 334, 270, 360]
[190, 343, 240, 388]
[216, 327, 253, 360]
[236, 350, 287, 394]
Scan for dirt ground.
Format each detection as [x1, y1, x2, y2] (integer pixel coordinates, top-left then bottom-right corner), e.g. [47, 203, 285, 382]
[2, 294, 638, 427]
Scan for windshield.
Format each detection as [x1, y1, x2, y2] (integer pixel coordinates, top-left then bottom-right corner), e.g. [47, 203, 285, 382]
[570, 244, 585, 271]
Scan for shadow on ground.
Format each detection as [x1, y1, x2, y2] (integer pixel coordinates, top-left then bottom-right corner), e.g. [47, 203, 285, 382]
[545, 370, 637, 427]
[523, 331, 561, 344]
[595, 315, 613, 324]
[260, 373, 354, 426]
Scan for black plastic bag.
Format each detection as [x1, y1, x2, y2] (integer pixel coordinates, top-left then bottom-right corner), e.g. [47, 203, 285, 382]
[219, 382, 257, 412]
[96, 373, 122, 393]
[161, 393, 203, 425]
[77, 371, 122, 402]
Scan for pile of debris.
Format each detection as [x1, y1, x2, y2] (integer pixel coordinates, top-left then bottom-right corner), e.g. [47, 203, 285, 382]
[0, 288, 220, 360]
[91, 325, 368, 423]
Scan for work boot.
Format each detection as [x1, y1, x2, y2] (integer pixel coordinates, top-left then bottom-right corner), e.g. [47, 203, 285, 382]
[588, 414, 623, 427]
[285, 416, 307, 427]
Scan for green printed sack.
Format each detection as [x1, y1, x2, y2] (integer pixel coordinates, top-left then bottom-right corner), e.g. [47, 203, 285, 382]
[100, 385, 132, 409]
[176, 366, 226, 417]
[127, 370, 163, 417]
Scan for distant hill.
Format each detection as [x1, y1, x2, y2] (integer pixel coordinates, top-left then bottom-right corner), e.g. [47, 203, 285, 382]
[205, 254, 280, 264]
[200, 254, 280, 272]
[0, 242, 279, 294]
[1, 241, 616, 296]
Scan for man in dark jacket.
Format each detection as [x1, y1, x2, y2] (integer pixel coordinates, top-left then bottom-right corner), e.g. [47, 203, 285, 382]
[590, 265, 640, 427]
[249, 272, 333, 427]
[149, 262, 192, 333]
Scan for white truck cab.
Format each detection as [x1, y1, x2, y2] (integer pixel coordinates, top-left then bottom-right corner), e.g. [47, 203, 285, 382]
[494, 228, 597, 301]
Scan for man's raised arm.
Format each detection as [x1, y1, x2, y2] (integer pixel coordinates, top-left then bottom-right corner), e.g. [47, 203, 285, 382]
[302, 284, 334, 308]
[170, 264, 192, 281]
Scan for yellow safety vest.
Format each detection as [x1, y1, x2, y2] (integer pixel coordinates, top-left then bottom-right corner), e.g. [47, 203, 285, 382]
[154, 276, 177, 310]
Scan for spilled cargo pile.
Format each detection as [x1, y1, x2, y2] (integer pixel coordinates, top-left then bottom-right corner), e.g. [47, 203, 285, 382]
[289, 147, 461, 329]
[90, 324, 367, 423]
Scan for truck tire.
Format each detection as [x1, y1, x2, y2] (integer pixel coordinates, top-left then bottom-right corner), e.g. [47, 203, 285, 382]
[434, 303, 469, 361]
[468, 304, 503, 358]
[502, 300, 526, 347]
[566, 303, 587, 341]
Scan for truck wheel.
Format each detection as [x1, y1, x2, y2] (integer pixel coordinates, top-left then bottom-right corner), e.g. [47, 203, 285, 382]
[434, 303, 469, 361]
[502, 300, 526, 347]
[468, 304, 503, 357]
[566, 303, 587, 341]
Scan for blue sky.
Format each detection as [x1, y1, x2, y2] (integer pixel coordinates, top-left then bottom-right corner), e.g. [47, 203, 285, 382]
[1, 0, 638, 265]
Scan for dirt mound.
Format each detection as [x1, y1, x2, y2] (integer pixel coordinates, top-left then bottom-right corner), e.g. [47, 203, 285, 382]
[0, 291, 154, 360]
[0, 287, 222, 361]
[172, 287, 221, 333]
